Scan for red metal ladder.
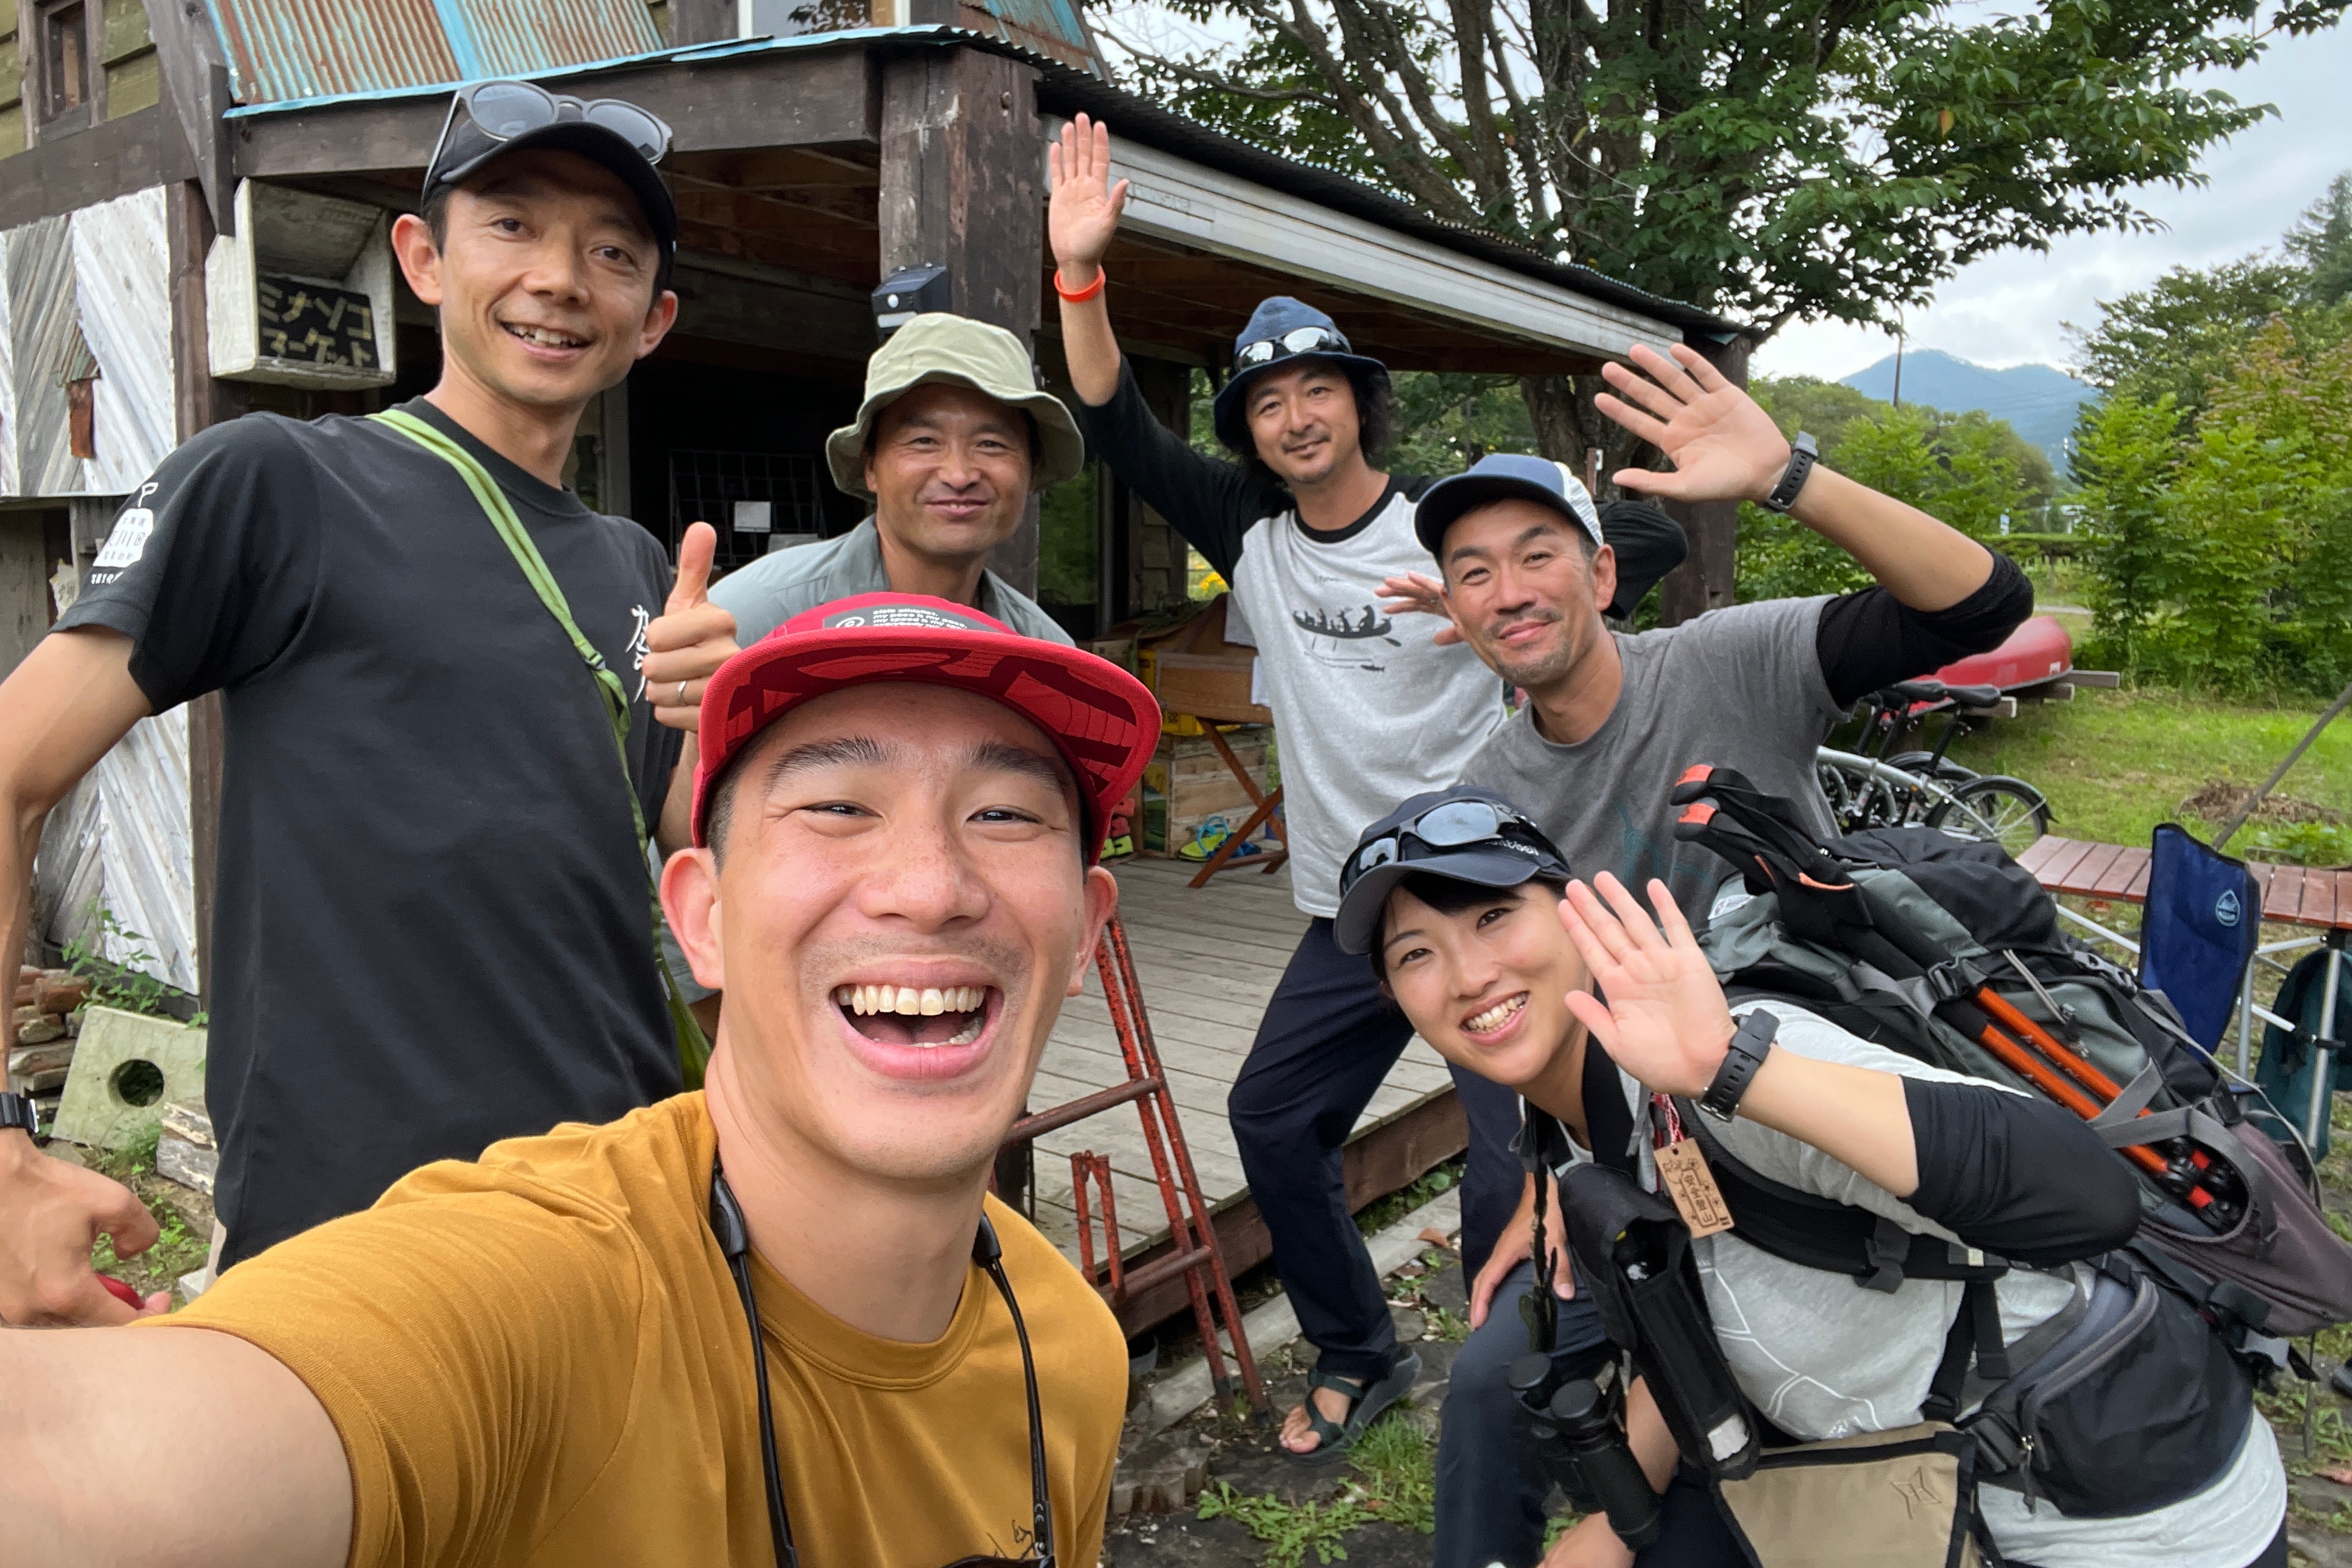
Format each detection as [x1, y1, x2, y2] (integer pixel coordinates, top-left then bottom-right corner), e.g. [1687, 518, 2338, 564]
[1000, 916, 1267, 1412]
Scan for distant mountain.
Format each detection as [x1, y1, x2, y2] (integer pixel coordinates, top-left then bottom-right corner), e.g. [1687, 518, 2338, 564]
[1839, 349, 2095, 469]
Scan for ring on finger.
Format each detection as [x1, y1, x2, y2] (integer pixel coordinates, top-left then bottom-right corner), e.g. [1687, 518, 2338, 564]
[676, 680, 689, 705]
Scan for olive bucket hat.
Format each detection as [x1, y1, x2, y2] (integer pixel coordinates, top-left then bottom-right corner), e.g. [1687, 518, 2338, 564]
[825, 313, 1087, 499]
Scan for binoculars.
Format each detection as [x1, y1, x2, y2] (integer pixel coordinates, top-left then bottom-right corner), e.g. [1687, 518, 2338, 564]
[1508, 1352, 1662, 1549]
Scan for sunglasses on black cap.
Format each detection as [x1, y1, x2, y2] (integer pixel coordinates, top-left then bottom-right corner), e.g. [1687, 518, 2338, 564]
[428, 79, 671, 186]
[1234, 323, 1352, 369]
[1340, 797, 1566, 898]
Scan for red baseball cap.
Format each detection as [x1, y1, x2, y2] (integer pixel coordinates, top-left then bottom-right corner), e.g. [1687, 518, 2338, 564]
[692, 593, 1161, 860]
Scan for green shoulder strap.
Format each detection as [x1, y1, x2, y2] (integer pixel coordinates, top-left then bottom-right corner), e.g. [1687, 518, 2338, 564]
[368, 408, 710, 1088]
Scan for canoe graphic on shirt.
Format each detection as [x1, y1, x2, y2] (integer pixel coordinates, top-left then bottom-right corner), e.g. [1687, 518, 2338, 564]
[1291, 604, 1404, 671]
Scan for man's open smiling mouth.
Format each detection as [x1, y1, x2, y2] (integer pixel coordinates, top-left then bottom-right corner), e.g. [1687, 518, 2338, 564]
[502, 321, 591, 350]
[831, 984, 994, 1048]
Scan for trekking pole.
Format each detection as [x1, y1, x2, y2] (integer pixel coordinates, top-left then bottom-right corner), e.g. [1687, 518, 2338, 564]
[1973, 991, 2224, 1214]
[1968, 1020, 2147, 1155]
[2213, 678, 2352, 852]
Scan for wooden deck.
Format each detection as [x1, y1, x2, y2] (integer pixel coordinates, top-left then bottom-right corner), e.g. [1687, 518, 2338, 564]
[1022, 856, 1460, 1291]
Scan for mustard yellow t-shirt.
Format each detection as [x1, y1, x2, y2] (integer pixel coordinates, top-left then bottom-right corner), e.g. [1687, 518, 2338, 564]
[145, 1093, 1126, 1567]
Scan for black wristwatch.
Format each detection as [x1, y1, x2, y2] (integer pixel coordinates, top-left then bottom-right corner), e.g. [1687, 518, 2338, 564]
[1758, 432, 1818, 514]
[0, 1091, 38, 1139]
[1700, 1012, 1777, 1121]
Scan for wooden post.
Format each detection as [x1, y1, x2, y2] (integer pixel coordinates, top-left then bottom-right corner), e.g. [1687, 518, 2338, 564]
[877, 45, 1045, 600]
[165, 179, 236, 1007]
[882, 45, 1047, 1197]
[1655, 334, 1751, 626]
[663, 0, 736, 44]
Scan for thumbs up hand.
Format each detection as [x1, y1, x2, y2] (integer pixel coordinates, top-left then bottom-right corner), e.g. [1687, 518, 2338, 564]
[642, 522, 738, 732]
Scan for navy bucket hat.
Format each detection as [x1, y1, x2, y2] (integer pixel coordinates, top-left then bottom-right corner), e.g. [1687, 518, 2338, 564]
[1209, 297, 1391, 452]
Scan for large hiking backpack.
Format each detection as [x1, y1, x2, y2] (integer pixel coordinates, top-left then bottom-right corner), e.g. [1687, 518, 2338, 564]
[1672, 763, 2352, 1351]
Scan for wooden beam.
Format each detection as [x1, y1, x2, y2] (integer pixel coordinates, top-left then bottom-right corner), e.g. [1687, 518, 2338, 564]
[235, 48, 877, 181]
[666, 260, 873, 362]
[139, 0, 233, 232]
[877, 46, 1045, 597]
[164, 179, 237, 1006]
[0, 101, 184, 230]
[877, 47, 1042, 332]
[1656, 333, 1749, 625]
[664, 0, 735, 44]
[1108, 1085, 1469, 1338]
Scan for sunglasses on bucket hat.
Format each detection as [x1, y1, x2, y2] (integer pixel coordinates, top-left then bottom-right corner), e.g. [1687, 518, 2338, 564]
[427, 79, 672, 181]
[1339, 797, 1566, 900]
[709, 1163, 1056, 1567]
[1233, 323, 1354, 370]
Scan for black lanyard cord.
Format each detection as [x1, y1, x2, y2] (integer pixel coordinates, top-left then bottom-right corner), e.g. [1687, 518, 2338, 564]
[978, 1247, 1055, 1566]
[709, 1162, 1054, 1567]
[712, 1167, 798, 1568]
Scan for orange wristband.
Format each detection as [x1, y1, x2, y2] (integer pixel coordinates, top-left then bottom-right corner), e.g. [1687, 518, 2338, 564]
[1054, 266, 1107, 303]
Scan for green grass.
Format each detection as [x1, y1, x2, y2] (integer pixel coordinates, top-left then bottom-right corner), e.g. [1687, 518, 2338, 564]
[1937, 687, 2352, 848]
[1195, 1410, 1437, 1563]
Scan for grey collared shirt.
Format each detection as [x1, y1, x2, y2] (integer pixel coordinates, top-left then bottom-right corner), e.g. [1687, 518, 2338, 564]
[708, 517, 1074, 648]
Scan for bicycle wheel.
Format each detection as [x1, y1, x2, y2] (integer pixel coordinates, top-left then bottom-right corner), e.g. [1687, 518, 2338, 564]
[1927, 776, 2050, 857]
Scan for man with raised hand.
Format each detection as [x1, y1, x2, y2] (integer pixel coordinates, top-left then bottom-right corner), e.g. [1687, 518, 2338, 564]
[1385, 350, 2029, 1567]
[710, 313, 1085, 648]
[1049, 110, 1532, 1460]
[0, 79, 738, 1323]
[0, 593, 1153, 1566]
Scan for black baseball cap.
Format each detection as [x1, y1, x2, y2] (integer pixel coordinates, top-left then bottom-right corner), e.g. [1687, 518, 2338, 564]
[422, 80, 678, 254]
[1334, 786, 1573, 956]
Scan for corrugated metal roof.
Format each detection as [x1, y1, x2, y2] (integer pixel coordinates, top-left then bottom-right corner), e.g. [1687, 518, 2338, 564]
[954, 0, 1102, 78]
[207, 0, 663, 105]
[217, 24, 1741, 337]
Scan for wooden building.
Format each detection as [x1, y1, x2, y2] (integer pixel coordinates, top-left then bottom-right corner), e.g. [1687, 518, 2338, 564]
[0, 0, 1742, 1318]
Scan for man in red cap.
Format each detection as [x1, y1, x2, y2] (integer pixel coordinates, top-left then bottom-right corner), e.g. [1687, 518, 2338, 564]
[0, 594, 1155, 1568]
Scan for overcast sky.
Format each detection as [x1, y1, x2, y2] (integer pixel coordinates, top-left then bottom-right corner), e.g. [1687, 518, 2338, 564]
[1756, 29, 2352, 382]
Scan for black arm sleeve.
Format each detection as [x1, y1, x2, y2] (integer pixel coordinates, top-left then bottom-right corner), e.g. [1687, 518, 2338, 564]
[1901, 1077, 2142, 1266]
[1813, 550, 2035, 709]
[1073, 359, 1287, 583]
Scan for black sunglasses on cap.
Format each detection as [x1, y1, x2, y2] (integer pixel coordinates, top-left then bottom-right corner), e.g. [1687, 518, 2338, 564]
[1340, 797, 1563, 895]
[428, 79, 671, 182]
[1234, 323, 1352, 369]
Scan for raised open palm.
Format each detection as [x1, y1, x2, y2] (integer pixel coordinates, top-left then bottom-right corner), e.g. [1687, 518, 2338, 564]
[1048, 114, 1128, 277]
[1597, 344, 1793, 506]
[1557, 873, 1736, 1099]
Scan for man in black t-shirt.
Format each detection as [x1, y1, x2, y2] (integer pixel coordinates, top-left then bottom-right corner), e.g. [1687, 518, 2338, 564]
[0, 82, 741, 1323]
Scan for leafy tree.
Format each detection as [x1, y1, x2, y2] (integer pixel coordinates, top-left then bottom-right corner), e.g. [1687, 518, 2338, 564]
[1746, 377, 1883, 459]
[2287, 170, 2352, 309]
[2064, 258, 2307, 428]
[1735, 399, 2041, 598]
[1105, 0, 2345, 470]
[1387, 371, 1538, 475]
[2071, 323, 2352, 691]
[2070, 392, 2183, 672]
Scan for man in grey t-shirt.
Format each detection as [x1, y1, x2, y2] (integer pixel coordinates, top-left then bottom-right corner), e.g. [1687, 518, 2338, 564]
[1383, 345, 2034, 1568]
[709, 313, 1079, 652]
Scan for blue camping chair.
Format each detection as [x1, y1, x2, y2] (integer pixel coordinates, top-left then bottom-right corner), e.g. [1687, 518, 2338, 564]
[2139, 823, 2260, 1057]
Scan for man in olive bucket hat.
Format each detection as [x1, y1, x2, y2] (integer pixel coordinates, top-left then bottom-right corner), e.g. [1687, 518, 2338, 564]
[712, 313, 1087, 650]
[688, 313, 1091, 1025]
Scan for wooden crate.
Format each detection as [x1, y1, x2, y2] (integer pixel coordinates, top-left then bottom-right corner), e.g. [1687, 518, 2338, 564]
[1137, 596, 1271, 728]
[1141, 726, 1275, 856]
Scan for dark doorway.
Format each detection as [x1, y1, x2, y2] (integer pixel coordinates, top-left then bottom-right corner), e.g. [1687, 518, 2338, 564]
[625, 359, 862, 579]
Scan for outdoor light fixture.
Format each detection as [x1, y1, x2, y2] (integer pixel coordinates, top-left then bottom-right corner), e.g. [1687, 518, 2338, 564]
[873, 263, 951, 337]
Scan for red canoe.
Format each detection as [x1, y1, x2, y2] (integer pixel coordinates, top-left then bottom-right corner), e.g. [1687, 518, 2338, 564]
[1929, 614, 2074, 693]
